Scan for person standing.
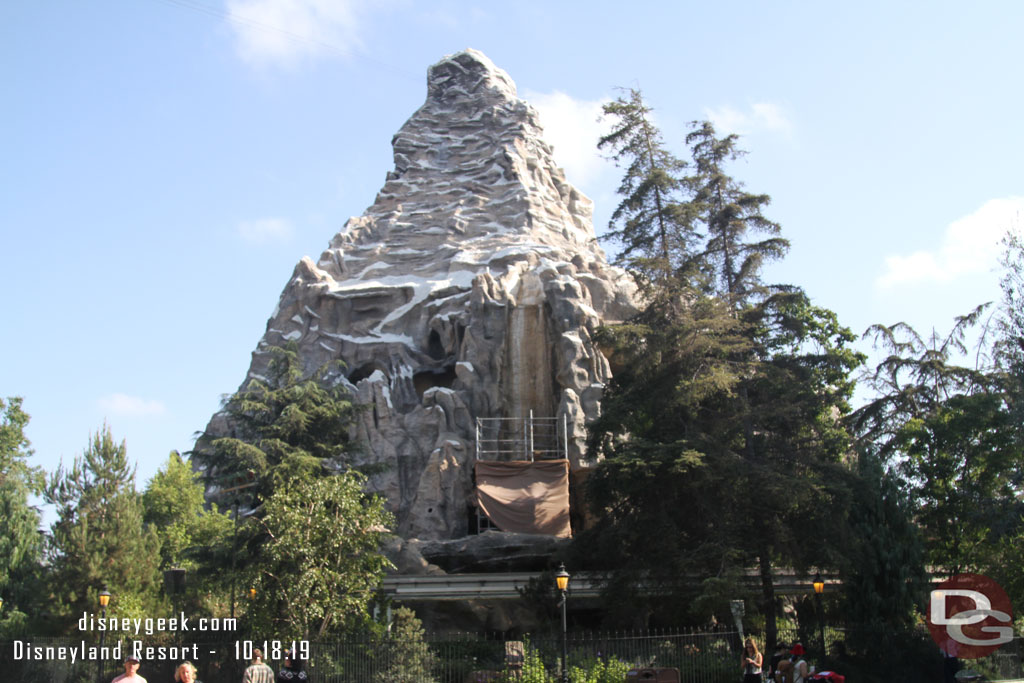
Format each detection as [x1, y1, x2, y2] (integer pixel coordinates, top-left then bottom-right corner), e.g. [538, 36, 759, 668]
[174, 661, 202, 683]
[112, 655, 148, 683]
[789, 643, 811, 683]
[243, 649, 275, 683]
[942, 639, 961, 683]
[741, 637, 763, 683]
[277, 650, 309, 682]
[766, 641, 788, 682]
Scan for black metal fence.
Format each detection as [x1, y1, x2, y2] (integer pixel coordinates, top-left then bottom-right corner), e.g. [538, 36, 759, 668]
[4, 627, 1024, 683]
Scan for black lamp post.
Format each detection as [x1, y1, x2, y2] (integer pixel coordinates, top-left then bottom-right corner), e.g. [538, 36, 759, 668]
[97, 588, 111, 683]
[812, 573, 825, 660]
[555, 564, 570, 683]
[222, 471, 257, 620]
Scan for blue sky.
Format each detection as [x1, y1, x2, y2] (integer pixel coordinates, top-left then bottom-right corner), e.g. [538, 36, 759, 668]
[3, 1, 1022, 512]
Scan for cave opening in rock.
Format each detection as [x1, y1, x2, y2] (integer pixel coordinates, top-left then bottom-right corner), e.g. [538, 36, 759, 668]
[348, 362, 388, 384]
[413, 365, 457, 398]
[427, 329, 447, 360]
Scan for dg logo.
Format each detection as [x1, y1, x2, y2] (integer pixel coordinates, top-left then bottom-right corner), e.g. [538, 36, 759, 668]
[928, 573, 1014, 659]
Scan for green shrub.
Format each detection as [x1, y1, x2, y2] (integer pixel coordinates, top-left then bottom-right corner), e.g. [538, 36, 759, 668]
[569, 655, 631, 683]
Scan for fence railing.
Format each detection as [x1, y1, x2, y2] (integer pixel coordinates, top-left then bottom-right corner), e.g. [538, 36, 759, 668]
[4, 627, 1024, 683]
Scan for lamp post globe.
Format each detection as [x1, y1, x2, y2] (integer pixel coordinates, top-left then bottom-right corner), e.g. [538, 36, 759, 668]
[812, 573, 825, 659]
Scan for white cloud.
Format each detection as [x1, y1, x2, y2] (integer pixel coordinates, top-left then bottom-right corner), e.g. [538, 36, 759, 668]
[226, 0, 366, 66]
[876, 197, 1024, 289]
[238, 217, 294, 244]
[704, 102, 793, 137]
[524, 90, 612, 188]
[98, 394, 166, 417]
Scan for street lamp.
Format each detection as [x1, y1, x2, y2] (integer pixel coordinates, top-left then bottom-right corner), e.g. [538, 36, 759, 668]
[249, 587, 257, 601]
[97, 588, 111, 683]
[812, 573, 825, 660]
[555, 564, 570, 683]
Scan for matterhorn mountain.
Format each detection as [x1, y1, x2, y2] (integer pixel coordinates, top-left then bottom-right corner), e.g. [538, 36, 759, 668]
[202, 49, 636, 556]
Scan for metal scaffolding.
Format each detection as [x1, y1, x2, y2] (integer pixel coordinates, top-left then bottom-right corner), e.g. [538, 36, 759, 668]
[474, 411, 568, 462]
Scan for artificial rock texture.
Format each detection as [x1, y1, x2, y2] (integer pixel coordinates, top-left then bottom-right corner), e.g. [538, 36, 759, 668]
[208, 49, 636, 546]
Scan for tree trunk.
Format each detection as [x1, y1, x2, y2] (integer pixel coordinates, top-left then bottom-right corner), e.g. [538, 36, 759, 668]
[759, 550, 777, 654]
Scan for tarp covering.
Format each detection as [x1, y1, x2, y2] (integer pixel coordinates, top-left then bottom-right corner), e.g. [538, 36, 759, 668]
[475, 460, 571, 537]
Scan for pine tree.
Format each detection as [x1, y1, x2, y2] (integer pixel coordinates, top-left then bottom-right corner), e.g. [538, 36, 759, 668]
[45, 424, 160, 630]
[0, 396, 44, 635]
[374, 607, 438, 683]
[582, 106, 861, 642]
[685, 121, 789, 307]
[995, 229, 1024, 435]
[581, 292, 861, 633]
[580, 291, 751, 622]
[194, 343, 390, 635]
[598, 88, 696, 286]
[194, 342, 356, 505]
[986, 230, 1024, 604]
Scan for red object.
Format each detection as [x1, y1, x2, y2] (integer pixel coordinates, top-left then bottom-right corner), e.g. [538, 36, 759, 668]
[809, 672, 845, 683]
[790, 643, 806, 656]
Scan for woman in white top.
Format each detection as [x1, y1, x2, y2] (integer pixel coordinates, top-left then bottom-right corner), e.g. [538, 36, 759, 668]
[789, 643, 811, 683]
[741, 637, 764, 683]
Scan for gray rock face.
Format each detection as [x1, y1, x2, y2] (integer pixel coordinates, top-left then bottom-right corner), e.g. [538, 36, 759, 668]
[223, 49, 636, 541]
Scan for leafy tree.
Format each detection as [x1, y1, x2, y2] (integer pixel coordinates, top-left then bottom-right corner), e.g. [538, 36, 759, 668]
[0, 396, 44, 634]
[44, 424, 161, 631]
[684, 121, 789, 307]
[852, 308, 992, 461]
[598, 88, 695, 286]
[194, 342, 357, 505]
[852, 309, 1023, 574]
[245, 472, 393, 640]
[142, 450, 232, 571]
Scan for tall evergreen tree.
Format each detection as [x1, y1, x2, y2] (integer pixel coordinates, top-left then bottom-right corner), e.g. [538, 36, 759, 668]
[839, 450, 926, 630]
[45, 424, 160, 630]
[995, 229, 1024, 433]
[194, 342, 357, 505]
[685, 121, 789, 307]
[0, 396, 43, 493]
[580, 291, 751, 623]
[580, 288, 860, 634]
[194, 343, 390, 631]
[987, 229, 1024, 603]
[598, 88, 696, 286]
[0, 396, 44, 635]
[582, 102, 861, 645]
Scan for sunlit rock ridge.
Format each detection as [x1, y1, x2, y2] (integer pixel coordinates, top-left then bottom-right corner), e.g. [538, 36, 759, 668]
[217, 49, 637, 543]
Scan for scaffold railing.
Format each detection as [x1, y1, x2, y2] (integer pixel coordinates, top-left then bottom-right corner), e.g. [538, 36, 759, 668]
[474, 411, 568, 461]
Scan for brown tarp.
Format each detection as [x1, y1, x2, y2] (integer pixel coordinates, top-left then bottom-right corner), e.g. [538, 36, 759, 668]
[475, 460, 571, 538]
